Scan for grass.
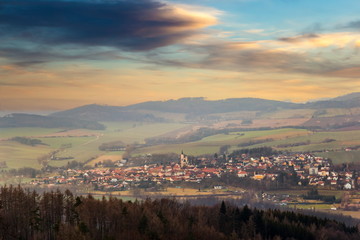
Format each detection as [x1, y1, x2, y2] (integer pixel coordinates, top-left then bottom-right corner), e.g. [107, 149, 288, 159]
[288, 203, 335, 210]
[101, 122, 188, 144]
[133, 128, 360, 160]
[39, 136, 95, 149]
[267, 188, 345, 200]
[0, 122, 189, 169]
[317, 150, 360, 164]
[135, 128, 311, 156]
[199, 128, 310, 143]
[0, 127, 61, 139]
[320, 108, 360, 117]
[135, 143, 220, 156]
[86, 153, 124, 167]
[3, 123, 360, 169]
[245, 130, 360, 161]
[0, 141, 50, 169]
[262, 109, 315, 119]
[262, 108, 360, 119]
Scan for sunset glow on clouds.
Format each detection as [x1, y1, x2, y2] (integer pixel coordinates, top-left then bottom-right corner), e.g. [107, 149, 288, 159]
[1, 0, 360, 110]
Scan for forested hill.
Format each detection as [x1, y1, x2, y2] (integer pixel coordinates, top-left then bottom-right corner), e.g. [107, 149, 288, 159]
[124, 97, 300, 113]
[50, 104, 164, 122]
[50, 92, 360, 122]
[125, 92, 360, 113]
[0, 113, 105, 130]
[1, 186, 359, 240]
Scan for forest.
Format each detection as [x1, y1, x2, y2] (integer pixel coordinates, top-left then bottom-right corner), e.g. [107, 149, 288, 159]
[0, 185, 359, 240]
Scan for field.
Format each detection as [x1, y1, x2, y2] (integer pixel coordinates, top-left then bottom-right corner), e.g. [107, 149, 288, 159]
[89, 187, 240, 198]
[262, 109, 316, 119]
[267, 189, 345, 199]
[0, 127, 62, 139]
[209, 118, 308, 129]
[85, 154, 124, 167]
[2, 120, 360, 170]
[134, 128, 360, 164]
[0, 141, 49, 169]
[134, 128, 311, 155]
[0, 122, 189, 169]
[317, 150, 360, 164]
[262, 107, 360, 119]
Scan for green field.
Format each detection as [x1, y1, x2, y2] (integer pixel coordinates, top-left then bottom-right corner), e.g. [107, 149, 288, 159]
[0, 127, 62, 139]
[263, 109, 315, 119]
[262, 108, 360, 119]
[0, 122, 189, 169]
[134, 128, 360, 164]
[2, 123, 360, 169]
[100, 122, 188, 144]
[45, 122, 188, 165]
[317, 150, 360, 164]
[134, 128, 311, 156]
[0, 141, 50, 169]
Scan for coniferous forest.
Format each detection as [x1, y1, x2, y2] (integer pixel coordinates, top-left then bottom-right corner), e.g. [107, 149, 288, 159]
[0, 186, 359, 240]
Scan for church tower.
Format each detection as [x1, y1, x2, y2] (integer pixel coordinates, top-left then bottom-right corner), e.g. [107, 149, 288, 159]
[180, 151, 188, 168]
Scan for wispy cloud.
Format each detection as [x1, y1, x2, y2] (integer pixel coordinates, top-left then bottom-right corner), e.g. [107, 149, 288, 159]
[145, 31, 360, 78]
[279, 33, 319, 43]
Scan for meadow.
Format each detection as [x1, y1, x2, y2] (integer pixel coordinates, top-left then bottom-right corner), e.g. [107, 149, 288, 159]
[0, 141, 49, 169]
[0, 127, 62, 139]
[0, 122, 188, 169]
[134, 128, 312, 156]
[1, 122, 360, 170]
[134, 128, 360, 164]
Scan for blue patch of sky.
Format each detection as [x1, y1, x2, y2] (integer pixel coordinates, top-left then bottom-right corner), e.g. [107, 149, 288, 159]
[172, 0, 360, 40]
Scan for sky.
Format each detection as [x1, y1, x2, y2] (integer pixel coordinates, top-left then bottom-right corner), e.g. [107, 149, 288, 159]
[1, 0, 360, 111]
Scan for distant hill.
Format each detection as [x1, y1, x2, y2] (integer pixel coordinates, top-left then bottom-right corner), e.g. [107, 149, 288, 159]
[0, 113, 105, 130]
[332, 92, 360, 101]
[49, 93, 360, 123]
[306, 92, 360, 109]
[50, 104, 164, 122]
[124, 97, 300, 114]
[51, 97, 300, 122]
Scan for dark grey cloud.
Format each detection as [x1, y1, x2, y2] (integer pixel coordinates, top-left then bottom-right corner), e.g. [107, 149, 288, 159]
[279, 33, 319, 43]
[0, 0, 213, 57]
[343, 20, 360, 29]
[0, 45, 127, 66]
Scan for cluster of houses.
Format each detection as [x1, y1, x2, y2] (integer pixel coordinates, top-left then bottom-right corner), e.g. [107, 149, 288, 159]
[30, 152, 360, 191]
[230, 153, 359, 190]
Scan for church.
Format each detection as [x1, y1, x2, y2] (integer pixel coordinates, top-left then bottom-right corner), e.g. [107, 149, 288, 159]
[180, 151, 189, 168]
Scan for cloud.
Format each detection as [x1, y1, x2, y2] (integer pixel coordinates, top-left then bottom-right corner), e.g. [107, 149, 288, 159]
[0, 0, 217, 64]
[343, 20, 360, 29]
[244, 29, 265, 34]
[0, 45, 128, 66]
[327, 67, 360, 78]
[147, 40, 329, 75]
[279, 33, 319, 43]
[278, 32, 360, 49]
[145, 31, 360, 79]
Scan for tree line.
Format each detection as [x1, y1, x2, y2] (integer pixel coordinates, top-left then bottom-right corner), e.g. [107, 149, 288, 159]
[10, 137, 44, 146]
[0, 185, 359, 240]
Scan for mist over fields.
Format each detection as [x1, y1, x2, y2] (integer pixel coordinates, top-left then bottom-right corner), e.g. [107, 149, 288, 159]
[0, 92, 360, 170]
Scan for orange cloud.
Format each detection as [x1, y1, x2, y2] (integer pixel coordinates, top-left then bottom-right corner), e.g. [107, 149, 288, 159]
[327, 67, 360, 78]
[278, 32, 360, 49]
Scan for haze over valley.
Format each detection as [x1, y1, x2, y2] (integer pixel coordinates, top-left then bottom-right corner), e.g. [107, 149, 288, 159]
[2, 1, 360, 238]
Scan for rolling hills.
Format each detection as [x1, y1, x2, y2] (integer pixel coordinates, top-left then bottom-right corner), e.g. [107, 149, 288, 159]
[50, 92, 360, 126]
[1, 92, 360, 169]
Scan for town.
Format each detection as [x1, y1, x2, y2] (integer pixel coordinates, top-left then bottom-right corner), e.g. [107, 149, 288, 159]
[30, 148, 360, 193]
